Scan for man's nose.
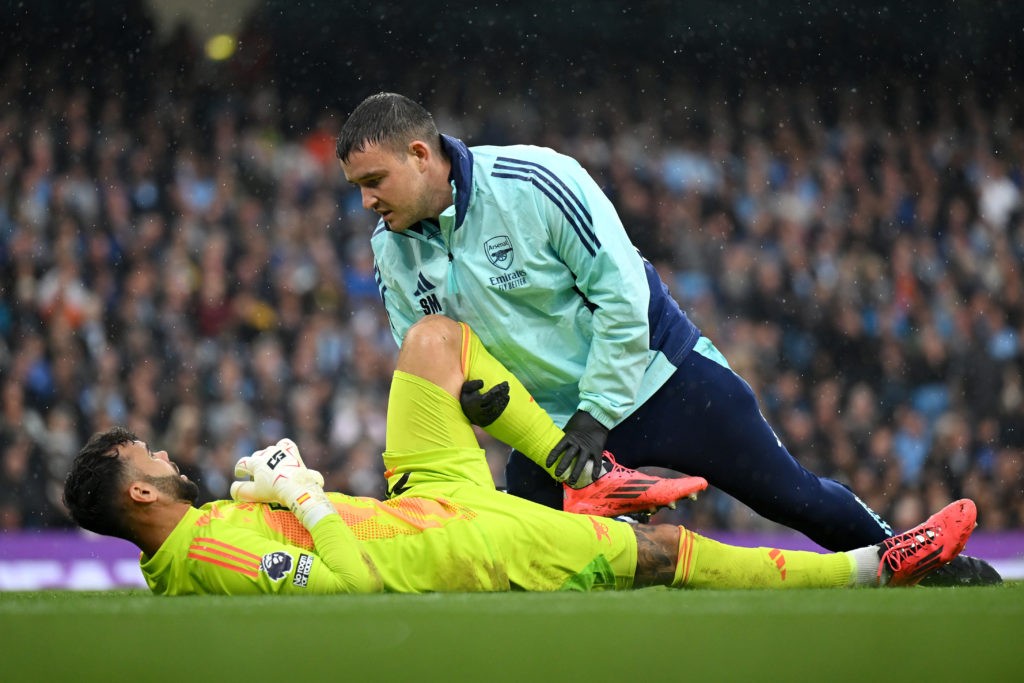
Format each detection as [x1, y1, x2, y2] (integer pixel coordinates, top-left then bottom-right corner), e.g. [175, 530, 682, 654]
[361, 188, 377, 210]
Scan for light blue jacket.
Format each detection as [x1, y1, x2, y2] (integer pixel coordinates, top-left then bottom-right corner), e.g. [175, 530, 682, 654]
[371, 135, 700, 428]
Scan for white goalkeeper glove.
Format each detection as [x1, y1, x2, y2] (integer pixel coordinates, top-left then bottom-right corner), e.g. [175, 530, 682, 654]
[230, 438, 334, 528]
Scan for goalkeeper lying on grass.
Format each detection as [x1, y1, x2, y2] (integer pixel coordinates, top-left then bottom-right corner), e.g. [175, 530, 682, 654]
[64, 315, 977, 595]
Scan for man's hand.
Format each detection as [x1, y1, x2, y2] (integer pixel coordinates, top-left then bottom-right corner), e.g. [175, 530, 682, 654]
[230, 438, 324, 504]
[459, 379, 510, 427]
[230, 439, 333, 528]
[546, 410, 610, 487]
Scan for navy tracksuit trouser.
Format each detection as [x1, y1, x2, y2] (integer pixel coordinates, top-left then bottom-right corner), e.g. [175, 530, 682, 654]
[505, 348, 894, 552]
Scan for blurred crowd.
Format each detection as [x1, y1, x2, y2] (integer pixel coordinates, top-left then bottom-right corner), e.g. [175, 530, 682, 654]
[1, 14, 1022, 537]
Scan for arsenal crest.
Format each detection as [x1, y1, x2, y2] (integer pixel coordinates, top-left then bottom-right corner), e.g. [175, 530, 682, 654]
[485, 235, 514, 270]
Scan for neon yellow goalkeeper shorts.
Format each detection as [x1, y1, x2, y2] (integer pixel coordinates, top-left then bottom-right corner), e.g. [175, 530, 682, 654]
[379, 370, 638, 591]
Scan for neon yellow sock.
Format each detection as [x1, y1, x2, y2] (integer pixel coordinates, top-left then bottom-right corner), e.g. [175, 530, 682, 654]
[459, 322, 566, 475]
[672, 527, 855, 589]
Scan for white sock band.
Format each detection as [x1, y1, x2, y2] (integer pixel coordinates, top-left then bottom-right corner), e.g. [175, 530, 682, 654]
[847, 545, 883, 587]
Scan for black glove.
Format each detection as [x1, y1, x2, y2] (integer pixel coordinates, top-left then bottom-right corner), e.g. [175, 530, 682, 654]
[459, 379, 510, 427]
[546, 410, 609, 486]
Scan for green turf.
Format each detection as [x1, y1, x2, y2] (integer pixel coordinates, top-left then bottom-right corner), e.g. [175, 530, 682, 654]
[3, 584, 1021, 682]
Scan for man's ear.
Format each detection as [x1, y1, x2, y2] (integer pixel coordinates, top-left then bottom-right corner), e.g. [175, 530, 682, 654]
[128, 480, 158, 504]
[409, 140, 432, 167]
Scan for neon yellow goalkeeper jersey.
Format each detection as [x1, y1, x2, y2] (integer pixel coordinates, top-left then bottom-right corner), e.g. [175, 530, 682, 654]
[139, 485, 637, 596]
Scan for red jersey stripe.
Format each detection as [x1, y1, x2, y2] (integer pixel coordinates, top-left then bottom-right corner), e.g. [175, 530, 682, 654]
[188, 551, 259, 577]
[191, 537, 262, 562]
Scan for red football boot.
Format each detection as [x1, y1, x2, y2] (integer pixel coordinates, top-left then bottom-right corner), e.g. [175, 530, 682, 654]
[878, 498, 977, 587]
[562, 451, 708, 517]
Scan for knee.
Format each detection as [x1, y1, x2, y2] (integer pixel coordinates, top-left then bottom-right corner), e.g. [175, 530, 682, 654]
[404, 315, 462, 355]
[631, 523, 683, 587]
[650, 523, 682, 553]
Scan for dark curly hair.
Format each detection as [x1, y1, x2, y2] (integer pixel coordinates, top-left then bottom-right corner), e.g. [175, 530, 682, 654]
[63, 427, 138, 540]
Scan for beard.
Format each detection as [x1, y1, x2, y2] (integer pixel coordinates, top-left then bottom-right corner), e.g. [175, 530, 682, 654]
[145, 473, 200, 505]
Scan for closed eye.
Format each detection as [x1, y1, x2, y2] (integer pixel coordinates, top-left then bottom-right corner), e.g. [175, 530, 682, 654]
[348, 174, 384, 189]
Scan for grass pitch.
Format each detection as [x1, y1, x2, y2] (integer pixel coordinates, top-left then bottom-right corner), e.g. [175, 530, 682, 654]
[3, 584, 1021, 682]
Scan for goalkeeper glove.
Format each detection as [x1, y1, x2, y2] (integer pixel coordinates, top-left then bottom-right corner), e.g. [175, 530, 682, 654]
[546, 410, 610, 487]
[230, 438, 334, 528]
[459, 379, 510, 427]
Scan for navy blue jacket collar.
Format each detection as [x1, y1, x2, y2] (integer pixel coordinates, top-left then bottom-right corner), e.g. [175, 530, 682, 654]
[440, 134, 473, 230]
